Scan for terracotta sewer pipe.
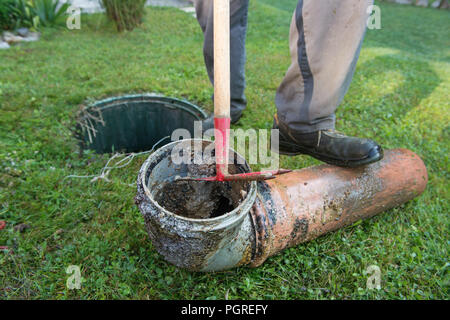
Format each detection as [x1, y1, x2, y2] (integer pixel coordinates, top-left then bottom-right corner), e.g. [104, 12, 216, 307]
[248, 148, 428, 267]
[136, 141, 428, 272]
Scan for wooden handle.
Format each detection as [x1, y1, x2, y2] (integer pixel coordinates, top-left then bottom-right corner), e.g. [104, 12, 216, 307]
[214, 0, 230, 119]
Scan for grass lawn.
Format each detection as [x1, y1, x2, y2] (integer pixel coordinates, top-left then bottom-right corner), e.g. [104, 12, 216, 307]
[0, 0, 448, 299]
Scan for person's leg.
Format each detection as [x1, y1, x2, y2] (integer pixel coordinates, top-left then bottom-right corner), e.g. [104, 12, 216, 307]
[276, 0, 372, 132]
[194, 0, 249, 122]
[273, 0, 383, 167]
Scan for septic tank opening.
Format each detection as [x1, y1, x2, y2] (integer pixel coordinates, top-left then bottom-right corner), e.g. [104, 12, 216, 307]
[75, 94, 208, 154]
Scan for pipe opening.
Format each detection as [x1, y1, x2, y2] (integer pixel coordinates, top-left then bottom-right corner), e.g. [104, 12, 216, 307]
[154, 178, 246, 219]
[148, 140, 251, 220]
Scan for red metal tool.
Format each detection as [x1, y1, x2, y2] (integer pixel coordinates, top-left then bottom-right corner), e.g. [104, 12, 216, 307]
[180, 0, 290, 182]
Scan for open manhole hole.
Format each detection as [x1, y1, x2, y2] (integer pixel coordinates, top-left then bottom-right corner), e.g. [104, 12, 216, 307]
[75, 94, 208, 154]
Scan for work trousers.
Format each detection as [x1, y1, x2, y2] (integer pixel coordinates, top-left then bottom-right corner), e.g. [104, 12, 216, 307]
[194, 0, 372, 132]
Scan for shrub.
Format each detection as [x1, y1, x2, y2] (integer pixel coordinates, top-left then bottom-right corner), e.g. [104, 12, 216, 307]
[0, 0, 17, 30]
[0, 0, 68, 31]
[100, 0, 146, 32]
[0, 0, 37, 31]
[31, 0, 70, 27]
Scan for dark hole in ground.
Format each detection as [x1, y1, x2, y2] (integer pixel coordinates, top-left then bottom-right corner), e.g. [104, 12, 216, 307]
[75, 95, 207, 154]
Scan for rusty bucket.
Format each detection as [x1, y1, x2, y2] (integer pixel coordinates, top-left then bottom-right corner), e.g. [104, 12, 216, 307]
[136, 140, 428, 272]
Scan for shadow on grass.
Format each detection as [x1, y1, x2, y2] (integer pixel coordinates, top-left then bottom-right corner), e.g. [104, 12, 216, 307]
[351, 53, 441, 119]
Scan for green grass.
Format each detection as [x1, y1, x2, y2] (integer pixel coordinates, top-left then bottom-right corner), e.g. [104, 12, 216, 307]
[0, 1, 449, 299]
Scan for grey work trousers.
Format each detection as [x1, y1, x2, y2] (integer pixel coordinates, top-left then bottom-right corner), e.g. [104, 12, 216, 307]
[194, 0, 372, 133]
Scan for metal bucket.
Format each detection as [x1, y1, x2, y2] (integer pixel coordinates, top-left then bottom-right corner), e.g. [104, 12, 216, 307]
[76, 94, 208, 153]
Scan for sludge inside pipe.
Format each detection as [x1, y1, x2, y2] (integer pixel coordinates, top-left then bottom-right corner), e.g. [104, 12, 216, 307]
[135, 140, 428, 272]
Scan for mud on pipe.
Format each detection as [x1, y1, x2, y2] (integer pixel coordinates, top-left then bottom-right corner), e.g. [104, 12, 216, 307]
[135, 140, 428, 272]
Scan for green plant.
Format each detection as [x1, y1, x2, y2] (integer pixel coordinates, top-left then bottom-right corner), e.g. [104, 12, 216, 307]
[0, 0, 37, 30]
[100, 0, 146, 32]
[0, 0, 17, 30]
[14, 0, 39, 29]
[31, 0, 69, 27]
